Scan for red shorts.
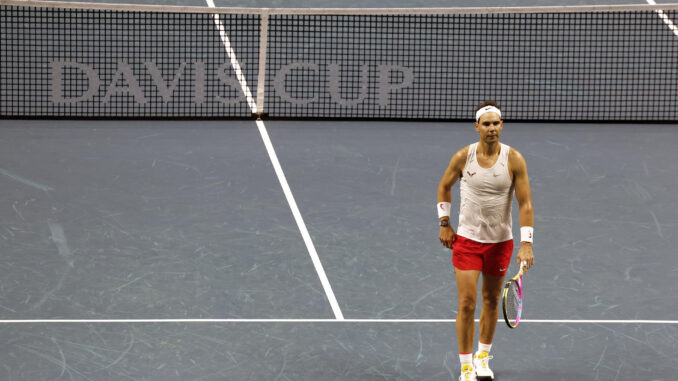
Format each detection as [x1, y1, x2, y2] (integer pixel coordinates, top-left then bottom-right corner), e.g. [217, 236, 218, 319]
[452, 235, 514, 277]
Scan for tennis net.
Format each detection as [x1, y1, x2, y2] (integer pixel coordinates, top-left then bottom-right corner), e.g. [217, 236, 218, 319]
[2, 0, 677, 121]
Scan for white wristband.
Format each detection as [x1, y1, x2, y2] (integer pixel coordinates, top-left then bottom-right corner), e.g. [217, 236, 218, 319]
[521, 226, 534, 243]
[437, 202, 451, 218]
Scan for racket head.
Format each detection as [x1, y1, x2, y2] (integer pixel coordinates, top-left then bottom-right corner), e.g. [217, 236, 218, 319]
[502, 276, 523, 328]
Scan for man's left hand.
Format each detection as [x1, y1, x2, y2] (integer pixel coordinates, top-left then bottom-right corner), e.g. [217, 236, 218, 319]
[517, 243, 534, 272]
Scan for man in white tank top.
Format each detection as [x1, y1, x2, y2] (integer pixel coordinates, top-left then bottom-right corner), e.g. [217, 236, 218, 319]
[437, 101, 535, 381]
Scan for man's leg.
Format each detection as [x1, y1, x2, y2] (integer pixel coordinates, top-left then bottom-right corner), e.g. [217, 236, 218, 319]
[478, 273, 505, 346]
[455, 269, 481, 354]
[473, 273, 505, 379]
[474, 239, 512, 380]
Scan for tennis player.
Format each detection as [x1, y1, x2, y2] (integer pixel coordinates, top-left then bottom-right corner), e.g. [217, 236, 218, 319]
[437, 101, 535, 381]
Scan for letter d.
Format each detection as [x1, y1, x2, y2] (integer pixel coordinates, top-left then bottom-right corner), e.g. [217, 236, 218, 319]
[50, 61, 100, 104]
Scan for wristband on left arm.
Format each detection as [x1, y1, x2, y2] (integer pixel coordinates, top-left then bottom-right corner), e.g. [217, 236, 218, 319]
[520, 226, 533, 243]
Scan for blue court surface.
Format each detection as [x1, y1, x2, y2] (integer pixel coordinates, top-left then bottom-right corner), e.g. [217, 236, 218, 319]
[1, 0, 678, 380]
[1, 119, 677, 380]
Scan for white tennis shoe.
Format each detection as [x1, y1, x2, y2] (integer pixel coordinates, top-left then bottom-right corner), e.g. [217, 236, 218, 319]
[458, 364, 477, 381]
[473, 351, 494, 380]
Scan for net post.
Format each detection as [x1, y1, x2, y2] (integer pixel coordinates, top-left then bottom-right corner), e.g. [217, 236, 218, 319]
[255, 8, 269, 118]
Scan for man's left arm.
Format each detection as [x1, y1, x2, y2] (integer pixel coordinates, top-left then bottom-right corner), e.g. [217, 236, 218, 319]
[510, 148, 535, 271]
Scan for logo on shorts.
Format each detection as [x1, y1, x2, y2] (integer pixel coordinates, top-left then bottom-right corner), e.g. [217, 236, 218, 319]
[499, 267, 507, 272]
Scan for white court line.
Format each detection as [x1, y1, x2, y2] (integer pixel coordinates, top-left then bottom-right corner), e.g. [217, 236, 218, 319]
[254, 120, 344, 320]
[205, 0, 344, 320]
[206, 0, 257, 112]
[0, 319, 677, 324]
[647, 0, 678, 37]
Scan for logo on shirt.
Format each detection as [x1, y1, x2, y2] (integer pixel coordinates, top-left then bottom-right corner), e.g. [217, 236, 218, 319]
[493, 173, 500, 177]
[467, 171, 476, 177]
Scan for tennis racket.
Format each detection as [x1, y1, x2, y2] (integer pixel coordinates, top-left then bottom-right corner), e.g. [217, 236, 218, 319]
[502, 261, 527, 329]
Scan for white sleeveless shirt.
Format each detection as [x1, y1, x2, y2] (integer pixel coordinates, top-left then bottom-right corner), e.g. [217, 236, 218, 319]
[457, 142, 515, 243]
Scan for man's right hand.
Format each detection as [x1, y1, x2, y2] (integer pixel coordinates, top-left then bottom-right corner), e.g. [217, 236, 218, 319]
[439, 226, 456, 249]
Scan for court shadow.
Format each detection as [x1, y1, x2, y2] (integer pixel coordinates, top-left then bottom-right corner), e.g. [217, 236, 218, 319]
[495, 369, 587, 381]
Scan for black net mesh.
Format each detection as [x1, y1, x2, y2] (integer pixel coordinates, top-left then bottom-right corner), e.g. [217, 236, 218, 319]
[1, 5, 260, 118]
[2, 3, 677, 121]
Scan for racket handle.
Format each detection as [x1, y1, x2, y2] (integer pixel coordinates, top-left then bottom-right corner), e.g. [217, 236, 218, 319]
[520, 261, 527, 270]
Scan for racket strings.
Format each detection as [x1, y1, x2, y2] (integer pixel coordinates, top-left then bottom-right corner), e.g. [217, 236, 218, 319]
[506, 282, 521, 325]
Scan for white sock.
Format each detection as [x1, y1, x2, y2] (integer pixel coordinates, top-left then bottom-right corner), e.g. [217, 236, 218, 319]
[477, 342, 492, 355]
[459, 353, 473, 367]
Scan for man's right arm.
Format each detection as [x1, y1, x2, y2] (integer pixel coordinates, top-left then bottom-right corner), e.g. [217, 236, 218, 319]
[437, 147, 467, 214]
[437, 147, 467, 248]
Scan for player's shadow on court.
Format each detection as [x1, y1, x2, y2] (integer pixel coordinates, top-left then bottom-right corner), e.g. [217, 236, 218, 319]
[496, 369, 587, 381]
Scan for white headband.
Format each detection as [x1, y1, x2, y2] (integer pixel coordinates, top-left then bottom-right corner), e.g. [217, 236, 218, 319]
[475, 106, 502, 122]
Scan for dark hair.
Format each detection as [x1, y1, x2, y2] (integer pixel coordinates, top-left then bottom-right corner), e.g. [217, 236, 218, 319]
[474, 100, 501, 116]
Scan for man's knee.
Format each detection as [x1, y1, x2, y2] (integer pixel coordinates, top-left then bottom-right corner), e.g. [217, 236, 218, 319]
[481, 291, 501, 307]
[458, 294, 477, 314]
